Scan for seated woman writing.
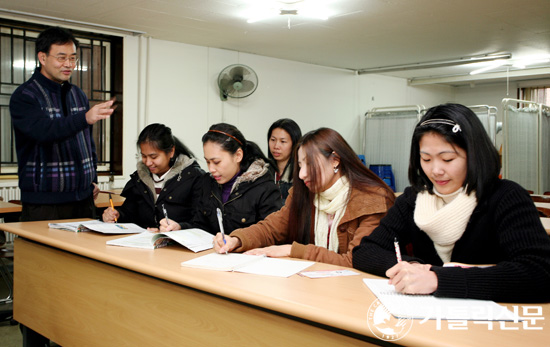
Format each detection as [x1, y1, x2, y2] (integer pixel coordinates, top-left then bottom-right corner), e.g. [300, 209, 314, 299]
[103, 123, 204, 229]
[160, 123, 282, 234]
[352, 103, 550, 302]
[213, 127, 395, 267]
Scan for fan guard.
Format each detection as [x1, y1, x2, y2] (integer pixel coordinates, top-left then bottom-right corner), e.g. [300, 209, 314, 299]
[217, 64, 258, 100]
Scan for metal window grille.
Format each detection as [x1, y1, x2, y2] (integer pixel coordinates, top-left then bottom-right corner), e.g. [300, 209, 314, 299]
[0, 19, 122, 176]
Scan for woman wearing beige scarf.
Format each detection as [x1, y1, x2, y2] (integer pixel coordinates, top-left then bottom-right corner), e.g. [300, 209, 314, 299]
[353, 104, 550, 303]
[212, 127, 395, 267]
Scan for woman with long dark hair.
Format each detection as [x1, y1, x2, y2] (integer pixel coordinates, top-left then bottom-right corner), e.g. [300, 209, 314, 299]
[353, 103, 550, 302]
[160, 123, 282, 234]
[213, 127, 395, 267]
[267, 118, 302, 202]
[103, 123, 204, 229]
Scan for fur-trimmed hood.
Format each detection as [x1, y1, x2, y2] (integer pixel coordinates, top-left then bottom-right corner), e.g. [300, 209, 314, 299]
[230, 159, 270, 194]
[136, 154, 196, 202]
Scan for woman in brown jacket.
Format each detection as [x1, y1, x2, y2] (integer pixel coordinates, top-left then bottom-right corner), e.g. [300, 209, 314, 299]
[213, 127, 395, 267]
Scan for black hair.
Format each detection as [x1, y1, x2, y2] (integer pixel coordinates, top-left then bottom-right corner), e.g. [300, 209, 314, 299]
[408, 103, 500, 200]
[36, 26, 79, 54]
[138, 124, 195, 165]
[288, 127, 395, 244]
[267, 118, 302, 179]
[202, 123, 269, 172]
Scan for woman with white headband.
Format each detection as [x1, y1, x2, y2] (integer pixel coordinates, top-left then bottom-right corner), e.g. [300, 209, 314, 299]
[353, 103, 550, 302]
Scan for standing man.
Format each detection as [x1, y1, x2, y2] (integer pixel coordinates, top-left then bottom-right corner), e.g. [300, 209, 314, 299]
[9, 26, 115, 346]
[10, 26, 115, 222]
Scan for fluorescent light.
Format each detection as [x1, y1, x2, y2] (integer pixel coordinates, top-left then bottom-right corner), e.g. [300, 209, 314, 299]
[469, 56, 550, 75]
[358, 53, 512, 74]
[469, 60, 508, 75]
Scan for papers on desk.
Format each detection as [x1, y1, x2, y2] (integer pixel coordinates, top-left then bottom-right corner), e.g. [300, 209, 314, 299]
[48, 220, 146, 234]
[363, 279, 517, 321]
[181, 253, 314, 277]
[107, 229, 214, 252]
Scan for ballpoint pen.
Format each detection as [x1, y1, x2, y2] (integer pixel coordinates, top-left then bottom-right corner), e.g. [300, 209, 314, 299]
[394, 237, 402, 263]
[109, 193, 117, 223]
[216, 208, 228, 254]
[162, 204, 170, 226]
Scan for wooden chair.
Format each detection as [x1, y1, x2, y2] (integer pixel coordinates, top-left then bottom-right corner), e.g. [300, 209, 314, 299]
[538, 207, 550, 218]
[531, 195, 550, 203]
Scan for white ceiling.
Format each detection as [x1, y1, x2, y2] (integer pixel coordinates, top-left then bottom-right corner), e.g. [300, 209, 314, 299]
[1, 0, 550, 85]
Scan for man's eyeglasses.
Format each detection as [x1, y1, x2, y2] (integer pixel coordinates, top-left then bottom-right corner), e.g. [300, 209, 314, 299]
[48, 55, 79, 65]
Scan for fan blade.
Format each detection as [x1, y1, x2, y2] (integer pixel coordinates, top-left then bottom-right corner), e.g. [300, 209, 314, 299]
[225, 84, 236, 96]
[230, 66, 245, 79]
[238, 80, 255, 93]
[218, 75, 232, 89]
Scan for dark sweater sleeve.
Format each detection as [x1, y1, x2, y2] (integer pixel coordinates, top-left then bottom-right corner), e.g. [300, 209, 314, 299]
[431, 183, 550, 302]
[10, 87, 89, 144]
[353, 188, 423, 275]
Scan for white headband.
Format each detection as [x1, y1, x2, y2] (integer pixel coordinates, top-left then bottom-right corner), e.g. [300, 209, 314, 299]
[419, 119, 461, 133]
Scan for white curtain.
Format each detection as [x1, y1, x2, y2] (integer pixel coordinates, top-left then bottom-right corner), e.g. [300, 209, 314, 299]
[364, 112, 419, 192]
[541, 106, 550, 193]
[504, 104, 539, 192]
[468, 106, 497, 145]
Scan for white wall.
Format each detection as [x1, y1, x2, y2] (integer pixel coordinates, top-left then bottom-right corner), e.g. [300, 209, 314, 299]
[117, 36, 357, 183]
[115, 36, 514, 190]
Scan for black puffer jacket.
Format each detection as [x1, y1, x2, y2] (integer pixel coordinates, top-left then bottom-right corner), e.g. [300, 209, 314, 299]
[190, 159, 283, 235]
[116, 154, 204, 228]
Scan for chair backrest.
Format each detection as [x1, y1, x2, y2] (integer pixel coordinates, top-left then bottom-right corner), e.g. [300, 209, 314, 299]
[538, 207, 550, 218]
[531, 196, 550, 203]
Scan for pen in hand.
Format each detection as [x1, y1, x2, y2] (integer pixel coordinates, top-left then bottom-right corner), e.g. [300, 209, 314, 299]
[162, 204, 170, 226]
[216, 208, 227, 254]
[109, 193, 117, 223]
[394, 237, 402, 263]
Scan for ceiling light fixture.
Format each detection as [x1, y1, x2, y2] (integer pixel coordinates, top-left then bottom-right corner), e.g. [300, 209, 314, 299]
[246, 0, 331, 26]
[357, 53, 512, 74]
[469, 56, 550, 75]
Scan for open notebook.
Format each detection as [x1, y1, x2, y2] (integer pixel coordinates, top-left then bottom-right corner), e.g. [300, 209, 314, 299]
[181, 253, 314, 277]
[363, 278, 517, 321]
[107, 229, 214, 253]
[48, 220, 146, 234]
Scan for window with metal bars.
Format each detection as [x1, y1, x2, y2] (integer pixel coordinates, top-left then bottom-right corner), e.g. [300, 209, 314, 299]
[0, 18, 123, 176]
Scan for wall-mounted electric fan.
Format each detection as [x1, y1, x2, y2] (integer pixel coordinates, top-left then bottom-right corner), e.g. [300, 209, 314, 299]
[217, 64, 258, 100]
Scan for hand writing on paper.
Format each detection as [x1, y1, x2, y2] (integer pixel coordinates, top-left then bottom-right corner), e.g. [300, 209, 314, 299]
[386, 261, 438, 294]
[159, 218, 181, 232]
[102, 207, 120, 223]
[213, 234, 240, 254]
[244, 245, 291, 258]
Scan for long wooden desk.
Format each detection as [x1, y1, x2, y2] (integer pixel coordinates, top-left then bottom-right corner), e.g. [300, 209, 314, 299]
[1, 221, 549, 346]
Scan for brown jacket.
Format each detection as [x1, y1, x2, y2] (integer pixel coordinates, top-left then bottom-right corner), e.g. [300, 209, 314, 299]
[231, 186, 393, 267]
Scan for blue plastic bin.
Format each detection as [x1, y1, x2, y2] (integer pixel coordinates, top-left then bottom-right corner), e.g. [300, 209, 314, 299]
[369, 164, 396, 192]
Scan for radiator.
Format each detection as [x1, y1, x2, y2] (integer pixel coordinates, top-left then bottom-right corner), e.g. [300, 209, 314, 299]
[0, 186, 20, 202]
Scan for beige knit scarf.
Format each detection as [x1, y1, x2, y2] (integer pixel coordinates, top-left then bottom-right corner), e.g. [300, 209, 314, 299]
[313, 176, 350, 252]
[414, 187, 477, 263]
